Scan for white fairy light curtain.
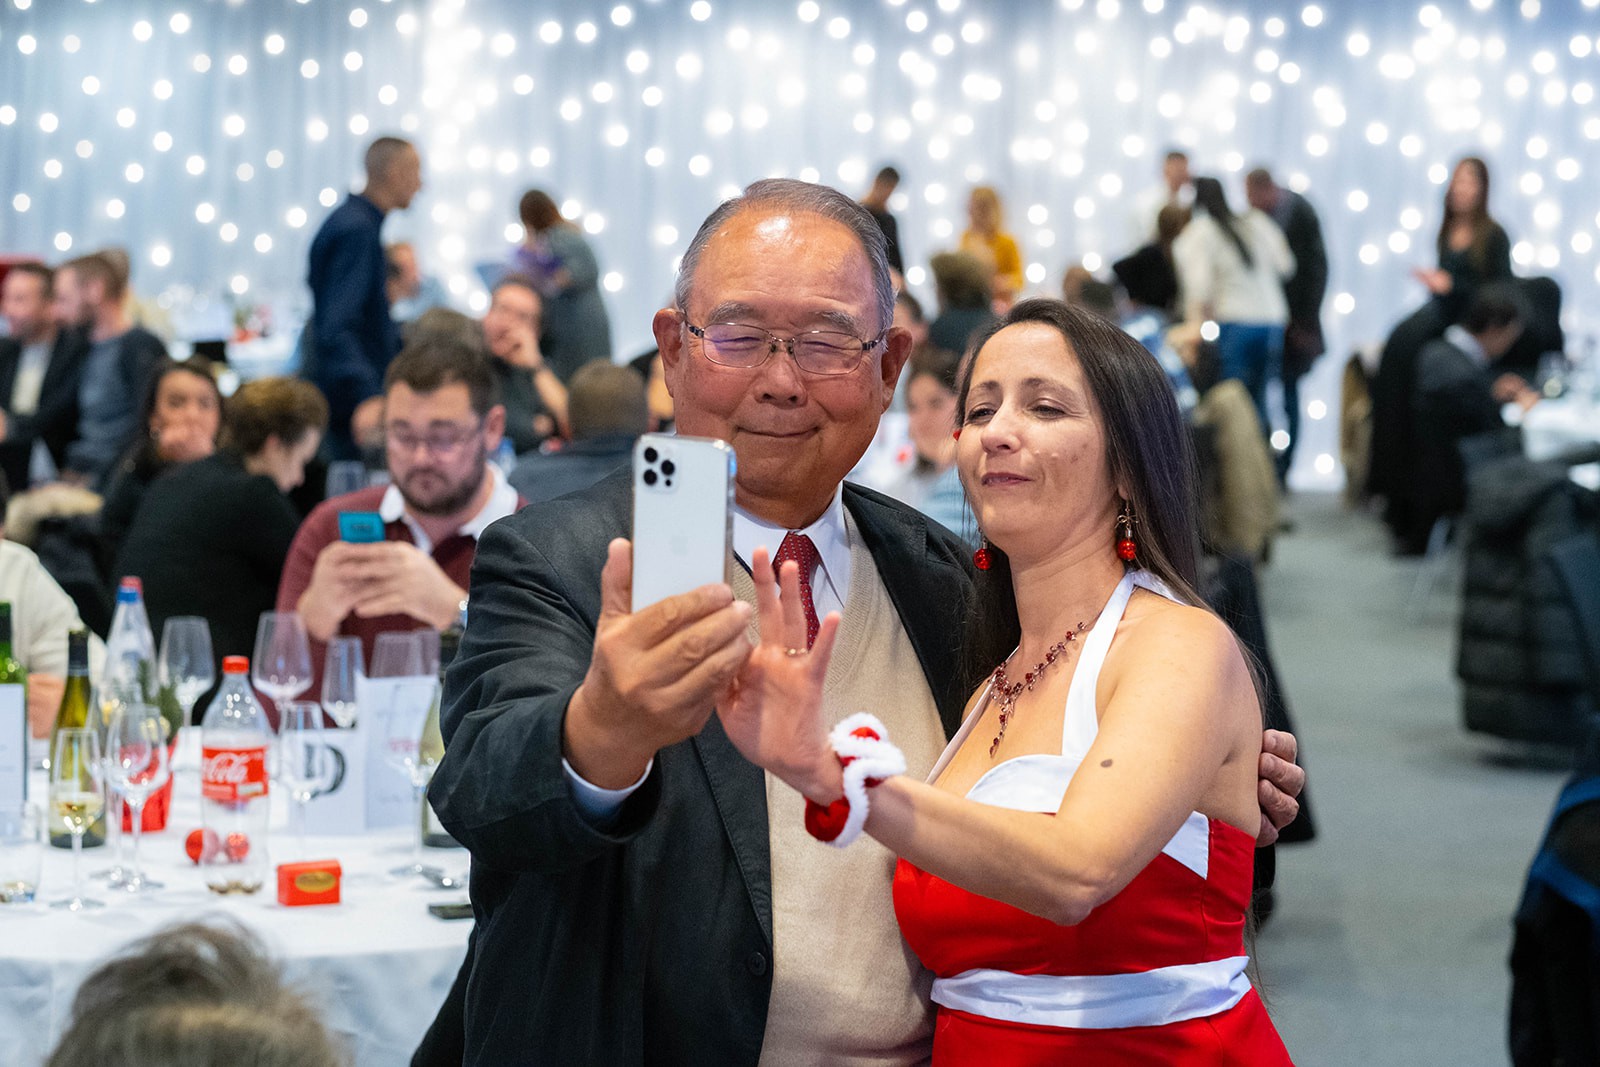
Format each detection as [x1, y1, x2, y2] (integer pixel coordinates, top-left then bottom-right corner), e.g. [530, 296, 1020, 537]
[2, 0, 1596, 481]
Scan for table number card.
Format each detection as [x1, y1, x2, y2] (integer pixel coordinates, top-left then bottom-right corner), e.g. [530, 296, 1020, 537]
[0, 684, 23, 808]
[357, 675, 438, 831]
[303, 725, 368, 836]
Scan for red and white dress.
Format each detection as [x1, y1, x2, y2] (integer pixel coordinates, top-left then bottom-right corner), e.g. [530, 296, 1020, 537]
[892, 571, 1293, 1064]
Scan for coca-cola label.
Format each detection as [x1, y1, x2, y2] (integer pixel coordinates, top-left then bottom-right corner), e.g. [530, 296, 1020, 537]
[201, 746, 269, 803]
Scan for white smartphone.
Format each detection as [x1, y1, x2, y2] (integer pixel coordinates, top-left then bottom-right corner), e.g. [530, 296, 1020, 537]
[631, 433, 735, 612]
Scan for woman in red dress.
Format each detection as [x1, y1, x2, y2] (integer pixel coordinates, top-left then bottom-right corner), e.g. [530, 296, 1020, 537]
[721, 299, 1294, 1064]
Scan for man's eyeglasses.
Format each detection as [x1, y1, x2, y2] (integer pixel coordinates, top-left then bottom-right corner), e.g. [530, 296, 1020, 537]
[384, 421, 483, 457]
[684, 321, 886, 376]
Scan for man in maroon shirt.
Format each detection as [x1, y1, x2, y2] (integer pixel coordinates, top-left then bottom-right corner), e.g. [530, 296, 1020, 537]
[277, 335, 524, 692]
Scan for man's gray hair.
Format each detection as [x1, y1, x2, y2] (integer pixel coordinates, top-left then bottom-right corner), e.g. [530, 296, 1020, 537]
[674, 178, 894, 332]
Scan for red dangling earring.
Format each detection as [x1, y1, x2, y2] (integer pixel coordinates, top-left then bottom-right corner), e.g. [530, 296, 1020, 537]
[1115, 503, 1138, 563]
[973, 537, 992, 571]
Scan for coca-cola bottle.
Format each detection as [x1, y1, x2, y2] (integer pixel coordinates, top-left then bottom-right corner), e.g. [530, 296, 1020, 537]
[199, 656, 270, 894]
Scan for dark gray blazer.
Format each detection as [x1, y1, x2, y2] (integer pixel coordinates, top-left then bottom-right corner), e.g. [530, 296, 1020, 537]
[428, 470, 975, 1065]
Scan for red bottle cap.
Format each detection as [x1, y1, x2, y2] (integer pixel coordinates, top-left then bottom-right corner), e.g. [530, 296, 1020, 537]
[119, 576, 143, 593]
[222, 656, 250, 674]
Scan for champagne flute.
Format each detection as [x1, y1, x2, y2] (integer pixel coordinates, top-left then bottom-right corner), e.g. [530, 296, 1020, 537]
[321, 636, 364, 728]
[105, 704, 170, 892]
[384, 679, 441, 879]
[370, 631, 426, 679]
[50, 728, 105, 910]
[253, 612, 313, 713]
[278, 702, 331, 860]
[159, 616, 215, 726]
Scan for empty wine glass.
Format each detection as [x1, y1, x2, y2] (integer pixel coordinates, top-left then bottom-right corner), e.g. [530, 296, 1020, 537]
[325, 460, 369, 498]
[253, 612, 313, 711]
[50, 728, 104, 911]
[383, 679, 441, 879]
[105, 703, 170, 893]
[371, 631, 426, 679]
[321, 636, 364, 728]
[159, 616, 215, 726]
[278, 702, 332, 860]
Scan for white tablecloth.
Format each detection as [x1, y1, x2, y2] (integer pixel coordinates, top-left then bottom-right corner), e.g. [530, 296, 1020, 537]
[0, 735, 472, 1067]
[1512, 396, 1600, 463]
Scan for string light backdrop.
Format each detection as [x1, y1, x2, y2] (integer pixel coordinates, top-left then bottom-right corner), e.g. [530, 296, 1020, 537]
[2, 0, 1597, 482]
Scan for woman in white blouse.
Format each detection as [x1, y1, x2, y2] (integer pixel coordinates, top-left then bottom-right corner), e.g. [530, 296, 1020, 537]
[1172, 176, 1295, 432]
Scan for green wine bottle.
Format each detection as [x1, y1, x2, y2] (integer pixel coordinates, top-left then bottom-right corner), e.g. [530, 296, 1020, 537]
[421, 629, 461, 850]
[48, 629, 103, 848]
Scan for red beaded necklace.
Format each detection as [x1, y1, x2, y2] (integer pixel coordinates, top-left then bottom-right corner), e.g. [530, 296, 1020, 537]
[988, 621, 1089, 757]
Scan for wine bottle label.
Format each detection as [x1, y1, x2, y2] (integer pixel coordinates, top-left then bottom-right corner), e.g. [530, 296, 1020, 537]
[201, 746, 269, 802]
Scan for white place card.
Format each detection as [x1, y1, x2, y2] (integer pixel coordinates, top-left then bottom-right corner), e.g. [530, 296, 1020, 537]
[301, 725, 369, 836]
[357, 676, 438, 831]
[0, 684, 26, 809]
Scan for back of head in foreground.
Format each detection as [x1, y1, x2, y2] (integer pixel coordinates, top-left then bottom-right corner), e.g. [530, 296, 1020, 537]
[47, 921, 346, 1067]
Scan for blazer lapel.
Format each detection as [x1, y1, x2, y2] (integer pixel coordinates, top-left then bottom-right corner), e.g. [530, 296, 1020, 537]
[843, 485, 972, 739]
[692, 715, 773, 945]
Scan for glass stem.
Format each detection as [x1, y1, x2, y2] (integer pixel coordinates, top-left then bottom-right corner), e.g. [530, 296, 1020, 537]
[70, 828, 84, 902]
[412, 783, 426, 869]
[128, 798, 144, 882]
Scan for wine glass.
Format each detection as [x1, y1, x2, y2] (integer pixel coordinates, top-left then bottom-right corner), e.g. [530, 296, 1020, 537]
[159, 616, 215, 726]
[325, 460, 369, 498]
[384, 679, 441, 879]
[105, 704, 171, 893]
[253, 612, 313, 711]
[278, 702, 332, 859]
[371, 631, 426, 678]
[89, 683, 137, 888]
[321, 636, 364, 728]
[50, 728, 105, 911]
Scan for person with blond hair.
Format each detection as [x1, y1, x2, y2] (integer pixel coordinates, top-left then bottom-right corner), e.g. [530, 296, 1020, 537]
[960, 186, 1025, 307]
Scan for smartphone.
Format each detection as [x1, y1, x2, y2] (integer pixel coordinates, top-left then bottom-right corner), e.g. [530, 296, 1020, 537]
[338, 511, 385, 543]
[427, 901, 474, 921]
[631, 433, 735, 612]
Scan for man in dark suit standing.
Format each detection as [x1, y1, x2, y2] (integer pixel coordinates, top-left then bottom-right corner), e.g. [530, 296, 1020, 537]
[304, 136, 422, 459]
[0, 263, 88, 489]
[423, 180, 1306, 1065]
[1247, 167, 1329, 483]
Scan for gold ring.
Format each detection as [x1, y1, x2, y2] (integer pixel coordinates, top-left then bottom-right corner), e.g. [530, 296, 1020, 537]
[784, 647, 806, 657]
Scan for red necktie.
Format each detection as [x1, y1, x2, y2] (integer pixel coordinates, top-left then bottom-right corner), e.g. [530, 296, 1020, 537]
[773, 532, 821, 649]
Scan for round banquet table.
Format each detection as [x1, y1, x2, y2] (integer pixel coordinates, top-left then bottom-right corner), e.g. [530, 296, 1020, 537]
[0, 734, 472, 1067]
[1510, 395, 1600, 462]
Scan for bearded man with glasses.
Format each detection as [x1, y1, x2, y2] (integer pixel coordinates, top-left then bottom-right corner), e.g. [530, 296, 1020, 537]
[276, 335, 525, 699]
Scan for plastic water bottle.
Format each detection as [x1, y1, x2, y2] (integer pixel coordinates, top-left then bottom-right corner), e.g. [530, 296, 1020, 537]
[199, 656, 271, 894]
[101, 577, 155, 702]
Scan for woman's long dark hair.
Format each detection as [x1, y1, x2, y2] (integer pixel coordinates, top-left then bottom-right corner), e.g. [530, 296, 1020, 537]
[954, 299, 1204, 690]
[1192, 176, 1253, 268]
[1436, 155, 1500, 272]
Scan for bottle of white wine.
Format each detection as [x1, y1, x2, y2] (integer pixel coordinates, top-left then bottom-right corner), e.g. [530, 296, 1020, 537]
[0, 603, 26, 812]
[48, 629, 102, 848]
[421, 628, 460, 849]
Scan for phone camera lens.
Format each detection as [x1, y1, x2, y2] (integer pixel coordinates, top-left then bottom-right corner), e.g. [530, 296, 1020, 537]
[643, 469, 658, 486]
[643, 447, 659, 463]
[661, 460, 676, 476]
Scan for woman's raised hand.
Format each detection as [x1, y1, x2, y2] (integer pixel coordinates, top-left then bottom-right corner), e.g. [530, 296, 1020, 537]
[716, 547, 845, 802]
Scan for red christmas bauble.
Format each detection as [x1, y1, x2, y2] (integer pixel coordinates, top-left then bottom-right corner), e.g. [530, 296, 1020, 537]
[224, 832, 251, 862]
[185, 828, 219, 865]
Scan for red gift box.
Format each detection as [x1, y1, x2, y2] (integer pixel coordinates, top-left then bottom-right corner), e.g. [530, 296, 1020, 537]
[277, 860, 342, 906]
[120, 739, 179, 833]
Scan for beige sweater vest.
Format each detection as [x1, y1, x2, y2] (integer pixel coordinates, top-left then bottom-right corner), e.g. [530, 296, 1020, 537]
[730, 515, 946, 1066]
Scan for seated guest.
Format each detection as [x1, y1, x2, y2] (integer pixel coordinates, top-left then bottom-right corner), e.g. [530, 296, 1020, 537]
[510, 360, 645, 503]
[0, 263, 88, 489]
[97, 359, 223, 577]
[1074, 277, 1198, 416]
[46, 921, 345, 1067]
[386, 240, 450, 324]
[115, 378, 326, 672]
[627, 348, 675, 432]
[279, 335, 525, 695]
[478, 276, 568, 452]
[50, 252, 168, 489]
[0, 470, 106, 742]
[927, 250, 998, 355]
[1412, 283, 1532, 541]
[878, 345, 976, 544]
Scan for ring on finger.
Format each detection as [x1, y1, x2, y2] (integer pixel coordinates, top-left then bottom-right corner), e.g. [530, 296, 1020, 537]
[784, 647, 806, 657]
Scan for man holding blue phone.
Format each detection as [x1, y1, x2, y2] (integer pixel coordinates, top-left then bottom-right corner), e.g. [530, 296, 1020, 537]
[423, 181, 1305, 1065]
[277, 337, 523, 697]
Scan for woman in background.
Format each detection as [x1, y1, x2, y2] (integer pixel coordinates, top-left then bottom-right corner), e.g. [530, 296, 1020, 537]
[1413, 156, 1513, 325]
[1172, 177, 1294, 434]
[512, 189, 613, 382]
[115, 377, 326, 673]
[97, 358, 223, 572]
[881, 345, 977, 545]
[960, 187, 1025, 309]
